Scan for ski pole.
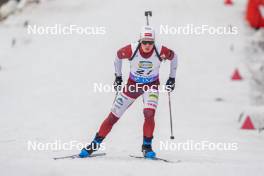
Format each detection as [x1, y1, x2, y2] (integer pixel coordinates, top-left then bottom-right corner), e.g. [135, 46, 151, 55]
[112, 91, 118, 105]
[168, 92, 175, 140]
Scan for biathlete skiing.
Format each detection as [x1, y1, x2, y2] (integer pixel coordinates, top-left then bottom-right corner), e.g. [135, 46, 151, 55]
[79, 11, 178, 159]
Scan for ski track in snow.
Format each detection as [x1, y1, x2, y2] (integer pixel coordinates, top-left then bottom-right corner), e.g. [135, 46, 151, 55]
[0, 0, 264, 175]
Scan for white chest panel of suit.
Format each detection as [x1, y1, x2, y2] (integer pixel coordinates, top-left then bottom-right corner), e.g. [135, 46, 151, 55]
[129, 43, 162, 84]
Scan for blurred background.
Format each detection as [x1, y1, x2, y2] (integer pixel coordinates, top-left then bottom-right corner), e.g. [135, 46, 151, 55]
[0, 0, 264, 176]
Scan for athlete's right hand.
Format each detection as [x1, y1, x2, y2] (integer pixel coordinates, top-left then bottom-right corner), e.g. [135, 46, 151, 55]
[114, 75, 123, 91]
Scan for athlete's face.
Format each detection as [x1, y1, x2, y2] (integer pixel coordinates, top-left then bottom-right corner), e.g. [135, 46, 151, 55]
[141, 39, 154, 53]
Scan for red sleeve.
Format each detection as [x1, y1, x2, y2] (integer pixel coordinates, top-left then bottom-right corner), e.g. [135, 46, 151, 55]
[117, 44, 133, 59]
[160, 46, 175, 60]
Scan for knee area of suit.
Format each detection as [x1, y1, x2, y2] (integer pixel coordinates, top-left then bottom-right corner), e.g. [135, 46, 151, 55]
[143, 109, 155, 119]
[107, 112, 119, 125]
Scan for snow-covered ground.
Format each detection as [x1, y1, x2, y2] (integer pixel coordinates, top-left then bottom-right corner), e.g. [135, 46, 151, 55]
[0, 0, 264, 175]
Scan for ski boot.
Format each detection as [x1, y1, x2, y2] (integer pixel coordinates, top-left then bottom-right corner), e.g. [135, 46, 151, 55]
[79, 133, 104, 158]
[142, 136, 156, 159]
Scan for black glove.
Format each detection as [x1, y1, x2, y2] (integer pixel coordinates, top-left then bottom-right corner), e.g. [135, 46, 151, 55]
[114, 75, 123, 91]
[165, 77, 175, 92]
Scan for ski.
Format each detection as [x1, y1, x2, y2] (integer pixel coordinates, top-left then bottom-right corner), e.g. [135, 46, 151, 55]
[54, 153, 178, 163]
[129, 155, 179, 163]
[53, 153, 106, 160]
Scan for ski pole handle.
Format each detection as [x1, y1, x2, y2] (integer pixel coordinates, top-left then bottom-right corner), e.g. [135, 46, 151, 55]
[144, 11, 152, 26]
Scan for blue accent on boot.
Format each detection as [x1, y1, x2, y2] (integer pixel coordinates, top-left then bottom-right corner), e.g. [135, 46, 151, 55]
[143, 136, 153, 146]
[144, 151, 156, 159]
[93, 139, 102, 144]
[143, 140, 152, 145]
[93, 133, 104, 144]
[79, 148, 90, 158]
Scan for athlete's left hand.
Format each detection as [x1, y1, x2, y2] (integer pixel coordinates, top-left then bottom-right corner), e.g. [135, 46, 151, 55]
[165, 77, 175, 92]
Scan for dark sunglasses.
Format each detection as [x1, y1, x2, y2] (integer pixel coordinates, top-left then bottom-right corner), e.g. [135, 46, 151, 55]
[141, 41, 154, 45]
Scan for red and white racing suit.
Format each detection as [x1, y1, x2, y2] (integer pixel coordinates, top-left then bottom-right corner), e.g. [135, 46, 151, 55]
[98, 42, 177, 138]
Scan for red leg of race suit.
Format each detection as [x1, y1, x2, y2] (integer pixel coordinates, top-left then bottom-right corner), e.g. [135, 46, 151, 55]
[98, 112, 119, 137]
[143, 108, 156, 138]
